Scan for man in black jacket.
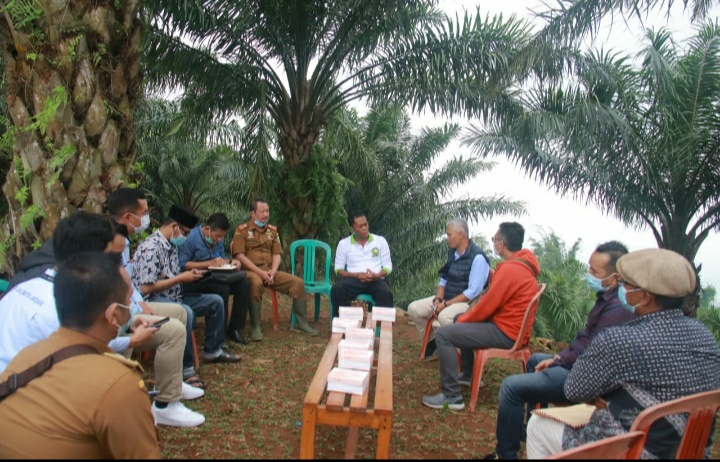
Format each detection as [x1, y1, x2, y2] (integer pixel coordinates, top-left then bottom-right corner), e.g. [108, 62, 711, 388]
[407, 218, 490, 361]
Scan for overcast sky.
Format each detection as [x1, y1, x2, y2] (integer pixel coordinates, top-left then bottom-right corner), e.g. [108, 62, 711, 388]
[420, 0, 720, 290]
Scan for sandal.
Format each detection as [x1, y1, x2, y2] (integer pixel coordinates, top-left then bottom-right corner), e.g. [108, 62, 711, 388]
[204, 351, 242, 364]
[183, 375, 206, 389]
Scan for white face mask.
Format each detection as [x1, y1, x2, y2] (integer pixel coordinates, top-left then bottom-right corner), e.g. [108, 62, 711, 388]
[130, 213, 150, 235]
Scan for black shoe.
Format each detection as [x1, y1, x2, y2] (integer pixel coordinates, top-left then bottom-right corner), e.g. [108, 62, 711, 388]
[226, 328, 249, 345]
[482, 452, 501, 460]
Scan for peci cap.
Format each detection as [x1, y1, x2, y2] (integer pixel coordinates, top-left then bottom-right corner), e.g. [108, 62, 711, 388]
[616, 248, 696, 298]
[169, 204, 199, 229]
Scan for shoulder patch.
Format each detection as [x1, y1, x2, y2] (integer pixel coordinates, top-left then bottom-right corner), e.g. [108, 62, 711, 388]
[237, 223, 248, 230]
[103, 352, 144, 373]
[268, 224, 277, 231]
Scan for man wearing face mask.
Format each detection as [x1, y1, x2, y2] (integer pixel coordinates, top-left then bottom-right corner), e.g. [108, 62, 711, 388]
[0, 252, 161, 458]
[232, 198, 319, 341]
[482, 241, 635, 460]
[526, 248, 720, 459]
[179, 212, 251, 345]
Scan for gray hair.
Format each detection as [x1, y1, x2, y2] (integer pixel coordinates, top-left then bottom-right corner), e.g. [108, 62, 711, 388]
[446, 218, 469, 237]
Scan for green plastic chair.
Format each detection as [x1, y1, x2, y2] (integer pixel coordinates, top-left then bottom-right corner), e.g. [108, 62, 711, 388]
[0, 278, 8, 293]
[290, 239, 333, 328]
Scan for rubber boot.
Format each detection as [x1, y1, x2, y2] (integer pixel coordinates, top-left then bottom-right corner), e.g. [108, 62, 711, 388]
[291, 299, 319, 336]
[249, 301, 264, 341]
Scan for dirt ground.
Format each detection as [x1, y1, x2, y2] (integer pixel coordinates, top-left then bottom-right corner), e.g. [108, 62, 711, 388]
[148, 296, 719, 459]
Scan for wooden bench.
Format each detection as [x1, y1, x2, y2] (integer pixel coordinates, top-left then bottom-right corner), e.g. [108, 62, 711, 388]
[300, 315, 393, 459]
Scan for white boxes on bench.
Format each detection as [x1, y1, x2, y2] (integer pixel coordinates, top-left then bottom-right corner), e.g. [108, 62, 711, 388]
[338, 348, 374, 371]
[327, 367, 370, 395]
[332, 317, 362, 333]
[338, 306, 364, 321]
[345, 327, 375, 342]
[370, 306, 396, 322]
[339, 338, 374, 354]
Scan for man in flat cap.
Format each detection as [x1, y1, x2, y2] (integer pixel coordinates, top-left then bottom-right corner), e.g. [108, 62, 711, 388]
[132, 206, 241, 384]
[525, 248, 720, 459]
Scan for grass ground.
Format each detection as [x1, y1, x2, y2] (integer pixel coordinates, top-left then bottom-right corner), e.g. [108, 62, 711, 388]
[147, 295, 720, 459]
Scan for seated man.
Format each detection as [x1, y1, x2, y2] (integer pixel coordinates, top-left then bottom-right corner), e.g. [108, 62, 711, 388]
[483, 241, 635, 460]
[231, 198, 318, 340]
[132, 205, 241, 364]
[422, 222, 539, 411]
[0, 252, 161, 458]
[179, 212, 251, 345]
[331, 210, 393, 317]
[526, 248, 720, 459]
[107, 187, 204, 390]
[408, 218, 490, 361]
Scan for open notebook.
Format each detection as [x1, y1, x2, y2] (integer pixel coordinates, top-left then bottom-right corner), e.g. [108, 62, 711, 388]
[531, 403, 596, 429]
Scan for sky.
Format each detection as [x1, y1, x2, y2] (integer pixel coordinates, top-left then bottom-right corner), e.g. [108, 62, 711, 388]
[418, 0, 720, 289]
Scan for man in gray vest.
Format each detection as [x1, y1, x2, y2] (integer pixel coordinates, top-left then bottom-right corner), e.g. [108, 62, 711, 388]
[408, 218, 490, 361]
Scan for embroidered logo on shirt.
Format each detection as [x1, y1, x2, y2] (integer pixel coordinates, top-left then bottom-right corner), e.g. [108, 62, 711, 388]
[248, 230, 254, 238]
[371, 247, 379, 257]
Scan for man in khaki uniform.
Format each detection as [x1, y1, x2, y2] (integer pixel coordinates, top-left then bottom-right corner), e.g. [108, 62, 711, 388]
[0, 253, 161, 459]
[231, 198, 318, 340]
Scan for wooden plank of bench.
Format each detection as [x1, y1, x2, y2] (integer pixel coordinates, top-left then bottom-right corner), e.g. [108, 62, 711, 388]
[326, 391, 346, 411]
[303, 333, 342, 406]
[344, 427, 359, 459]
[349, 386, 370, 413]
[374, 321, 393, 412]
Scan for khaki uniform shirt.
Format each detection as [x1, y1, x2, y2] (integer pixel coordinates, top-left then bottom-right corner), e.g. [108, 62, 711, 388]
[232, 220, 281, 270]
[0, 328, 161, 459]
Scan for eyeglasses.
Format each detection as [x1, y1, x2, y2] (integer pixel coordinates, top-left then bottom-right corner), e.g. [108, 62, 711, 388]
[491, 237, 503, 243]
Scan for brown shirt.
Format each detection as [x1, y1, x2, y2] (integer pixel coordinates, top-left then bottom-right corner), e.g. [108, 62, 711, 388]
[0, 328, 161, 459]
[232, 220, 281, 270]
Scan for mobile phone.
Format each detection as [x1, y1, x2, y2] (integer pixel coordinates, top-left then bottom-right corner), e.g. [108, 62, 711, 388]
[151, 316, 170, 328]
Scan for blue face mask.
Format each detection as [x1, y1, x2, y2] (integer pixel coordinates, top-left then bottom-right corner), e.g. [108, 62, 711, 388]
[171, 234, 187, 247]
[585, 273, 608, 292]
[618, 285, 643, 313]
[254, 219, 267, 228]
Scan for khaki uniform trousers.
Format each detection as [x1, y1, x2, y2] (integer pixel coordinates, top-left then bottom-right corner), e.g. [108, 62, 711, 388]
[247, 270, 305, 302]
[133, 303, 187, 403]
[407, 295, 471, 343]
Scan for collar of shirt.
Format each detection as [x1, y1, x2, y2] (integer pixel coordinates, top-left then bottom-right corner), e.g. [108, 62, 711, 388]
[56, 327, 113, 354]
[626, 307, 683, 327]
[350, 233, 375, 245]
[188, 226, 224, 256]
[150, 229, 172, 251]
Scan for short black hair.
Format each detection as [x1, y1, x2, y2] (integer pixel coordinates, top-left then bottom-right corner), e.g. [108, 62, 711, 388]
[348, 210, 366, 227]
[206, 213, 230, 231]
[654, 294, 685, 311]
[250, 198, 267, 212]
[112, 219, 128, 238]
[595, 241, 628, 273]
[53, 212, 115, 263]
[55, 252, 127, 329]
[106, 187, 146, 217]
[497, 222, 524, 251]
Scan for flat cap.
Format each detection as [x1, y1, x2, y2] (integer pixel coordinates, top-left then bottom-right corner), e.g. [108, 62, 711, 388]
[169, 204, 199, 229]
[616, 248, 696, 298]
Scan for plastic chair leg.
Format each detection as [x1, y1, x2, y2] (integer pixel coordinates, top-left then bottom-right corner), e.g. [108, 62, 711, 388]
[314, 293, 321, 321]
[420, 316, 435, 361]
[192, 330, 200, 371]
[265, 287, 279, 331]
[469, 351, 488, 412]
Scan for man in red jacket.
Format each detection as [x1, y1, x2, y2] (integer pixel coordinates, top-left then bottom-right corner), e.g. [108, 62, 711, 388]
[422, 222, 540, 410]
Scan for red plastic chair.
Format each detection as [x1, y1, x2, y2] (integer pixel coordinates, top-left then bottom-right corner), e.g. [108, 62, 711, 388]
[468, 283, 546, 412]
[546, 431, 645, 459]
[626, 389, 720, 459]
[230, 241, 280, 330]
[419, 269, 495, 361]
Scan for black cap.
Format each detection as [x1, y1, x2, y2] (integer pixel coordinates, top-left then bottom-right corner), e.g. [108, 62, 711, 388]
[169, 204, 199, 229]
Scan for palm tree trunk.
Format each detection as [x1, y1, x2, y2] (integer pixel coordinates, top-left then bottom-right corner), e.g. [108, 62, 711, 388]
[0, 0, 142, 272]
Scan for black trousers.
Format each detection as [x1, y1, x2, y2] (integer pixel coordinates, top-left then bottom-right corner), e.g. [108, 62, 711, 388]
[330, 277, 393, 317]
[183, 278, 250, 331]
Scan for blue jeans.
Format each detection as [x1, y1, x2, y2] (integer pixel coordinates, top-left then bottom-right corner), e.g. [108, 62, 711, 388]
[182, 293, 226, 356]
[495, 353, 571, 459]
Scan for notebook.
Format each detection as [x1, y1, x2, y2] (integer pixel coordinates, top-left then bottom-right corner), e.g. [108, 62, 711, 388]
[531, 403, 596, 429]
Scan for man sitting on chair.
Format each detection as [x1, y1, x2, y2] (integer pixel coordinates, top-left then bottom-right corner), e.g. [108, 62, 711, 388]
[408, 218, 490, 362]
[526, 248, 720, 459]
[331, 210, 394, 317]
[422, 222, 539, 411]
[483, 241, 635, 460]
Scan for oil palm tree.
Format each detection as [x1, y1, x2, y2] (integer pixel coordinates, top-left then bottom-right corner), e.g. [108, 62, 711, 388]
[141, 0, 533, 242]
[465, 24, 720, 315]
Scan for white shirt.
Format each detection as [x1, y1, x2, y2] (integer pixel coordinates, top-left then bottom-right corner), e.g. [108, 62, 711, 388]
[0, 270, 58, 372]
[334, 233, 393, 275]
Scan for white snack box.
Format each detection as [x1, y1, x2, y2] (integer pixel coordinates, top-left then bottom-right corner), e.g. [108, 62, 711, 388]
[327, 367, 370, 395]
[332, 317, 362, 333]
[371, 306, 396, 322]
[338, 348, 374, 371]
[338, 339, 374, 354]
[345, 327, 375, 342]
[338, 306, 364, 321]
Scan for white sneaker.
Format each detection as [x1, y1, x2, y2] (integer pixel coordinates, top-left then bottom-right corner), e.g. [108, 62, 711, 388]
[152, 401, 206, 427]
[181, 381, 205, 400]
